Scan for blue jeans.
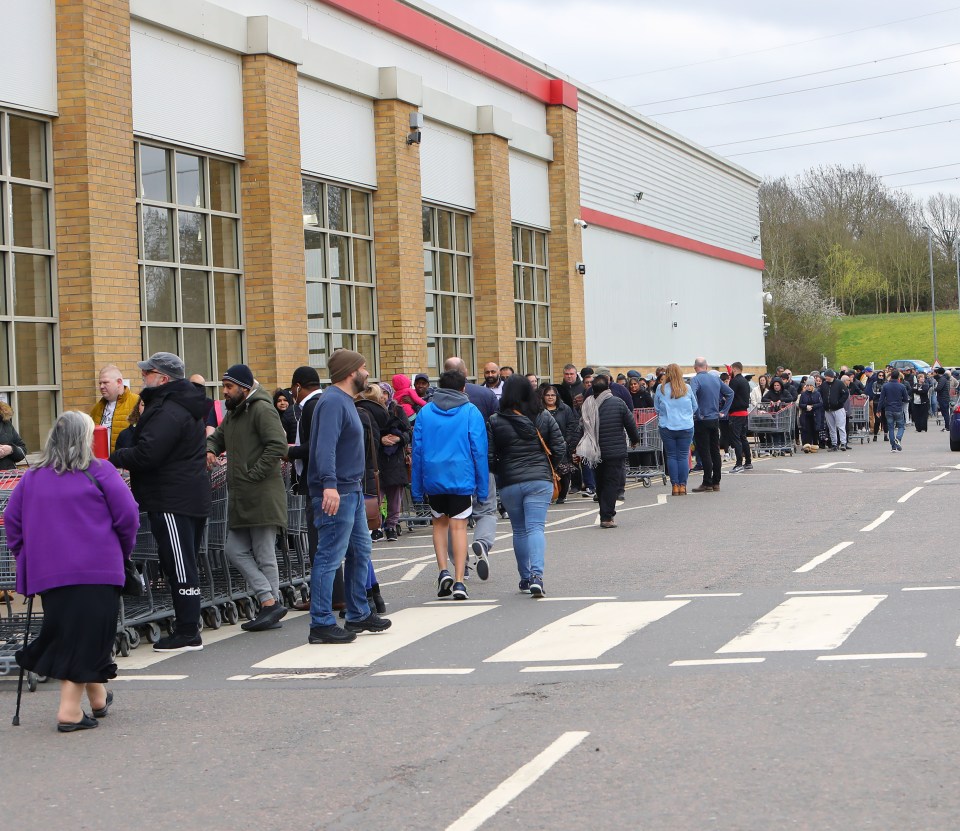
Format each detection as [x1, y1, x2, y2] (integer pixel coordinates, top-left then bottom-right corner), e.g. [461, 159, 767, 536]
[310, 491, 372, 628]
[580, 463, 595, 490]
[661, 427, 694, 485]
[886, 411, 905, 448]
[498, 480, 553, 580]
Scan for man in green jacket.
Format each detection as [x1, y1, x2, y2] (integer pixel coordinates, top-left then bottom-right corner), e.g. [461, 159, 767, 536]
[207, 364, 289, 632]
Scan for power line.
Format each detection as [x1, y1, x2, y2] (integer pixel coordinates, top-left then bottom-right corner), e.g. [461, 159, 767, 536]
[880, 162, 960, 177]
[590, 6, 960, 84]
[644, 58, 960, 116]
[638, 42, 960, 107]
[886, 175, 960, 188]
[726, 117, 960, 157]
[708, 102, 960, 148]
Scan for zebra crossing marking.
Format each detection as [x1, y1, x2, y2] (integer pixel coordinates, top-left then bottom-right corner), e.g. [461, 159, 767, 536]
[484, 601, 688, 663]
[519, 663, 622, 673]
[373, 668, 474, 676]
[716, 595, 886, 653]
[671, 658, 765, 667]
[817, 653, 925, 662]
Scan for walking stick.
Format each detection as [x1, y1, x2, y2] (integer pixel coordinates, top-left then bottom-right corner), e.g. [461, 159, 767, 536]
[11, 592, 33, 726]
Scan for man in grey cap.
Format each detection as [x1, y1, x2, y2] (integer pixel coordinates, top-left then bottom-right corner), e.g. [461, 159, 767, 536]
[110, 352, 211, 652]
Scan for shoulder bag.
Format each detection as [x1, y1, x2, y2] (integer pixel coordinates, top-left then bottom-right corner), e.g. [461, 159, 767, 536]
[81, 469, 144, 597]
[530, 415, 561, 501]
[363, 422, 383, 532]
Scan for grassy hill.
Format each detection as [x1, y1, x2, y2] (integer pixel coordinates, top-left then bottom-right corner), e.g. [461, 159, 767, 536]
[833, 311, 960, 368]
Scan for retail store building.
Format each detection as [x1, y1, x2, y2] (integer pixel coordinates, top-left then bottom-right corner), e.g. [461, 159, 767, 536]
[0, 0, 765, 449]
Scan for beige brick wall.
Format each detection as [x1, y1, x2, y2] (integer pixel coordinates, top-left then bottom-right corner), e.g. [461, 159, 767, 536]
[372, 99, 425, 378]
[472, 133, 516, 370]
[54, 0, 141, 410]
[240, 53, 306, 390]
[545, 105, 586, 378]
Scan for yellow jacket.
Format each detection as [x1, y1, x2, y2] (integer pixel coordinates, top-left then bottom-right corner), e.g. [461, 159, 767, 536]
[90, 387, 140, 453]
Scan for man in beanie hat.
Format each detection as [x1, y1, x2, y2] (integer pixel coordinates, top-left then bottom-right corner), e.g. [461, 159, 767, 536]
[207, 365, 289, 631]
[307, 350, 392, 643]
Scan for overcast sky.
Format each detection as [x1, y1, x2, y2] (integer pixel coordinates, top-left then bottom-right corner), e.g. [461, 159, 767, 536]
[425, 0, 960, 202]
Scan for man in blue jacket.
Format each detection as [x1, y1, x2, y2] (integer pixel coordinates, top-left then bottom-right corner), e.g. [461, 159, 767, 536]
[412, 369, 489, 601]
[878, 368, 910, 452]
[689, 358, 733, 493]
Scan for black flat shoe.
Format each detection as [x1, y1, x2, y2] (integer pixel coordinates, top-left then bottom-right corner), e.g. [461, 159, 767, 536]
[92, 690, 113, 718]
[58, 714, 98, 733]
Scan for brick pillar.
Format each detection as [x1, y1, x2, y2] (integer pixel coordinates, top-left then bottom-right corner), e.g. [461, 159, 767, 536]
[472, 133, 516, 370]
[546, 104, 586, 377]
[54, 0, 141, 409]
[372, 98, 425, 379]
[240, 53, 306, 388]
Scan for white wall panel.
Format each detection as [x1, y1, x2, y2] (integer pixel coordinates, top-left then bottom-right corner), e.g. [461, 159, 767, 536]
[578, 97, 761, 259]
[509, 151, 550, 230]
[299, 80, 376, 187]
[131, 23, 244, 157]
[583, 227, 765, 367]
[0, 0, 56, 114]
[421, 121, 475, 211]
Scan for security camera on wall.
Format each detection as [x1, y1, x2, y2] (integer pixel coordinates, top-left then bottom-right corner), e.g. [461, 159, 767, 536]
[573, 218, 588, 229]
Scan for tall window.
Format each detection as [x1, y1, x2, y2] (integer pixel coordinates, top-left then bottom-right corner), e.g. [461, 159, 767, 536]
[0, 111, 58, 451]
[136, 142, 244, 387]
[302, 179, 377, 379]
[423, 205, 474, 378]
[513, 226, 551, 383]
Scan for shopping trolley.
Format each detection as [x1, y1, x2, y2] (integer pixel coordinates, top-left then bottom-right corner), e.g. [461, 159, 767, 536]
[748, 403, 796, 456]
[627, 408, 667, 487]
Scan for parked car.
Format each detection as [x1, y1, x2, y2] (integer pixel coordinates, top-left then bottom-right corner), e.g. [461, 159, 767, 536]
[951, 398, 960, 452]
[890, 359, 933, 374]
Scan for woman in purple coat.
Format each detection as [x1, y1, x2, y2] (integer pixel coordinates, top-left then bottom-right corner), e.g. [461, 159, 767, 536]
[7, 411, 140, 732]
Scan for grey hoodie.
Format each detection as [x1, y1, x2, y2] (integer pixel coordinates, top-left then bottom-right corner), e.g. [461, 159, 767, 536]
[430, 388, 470, 411]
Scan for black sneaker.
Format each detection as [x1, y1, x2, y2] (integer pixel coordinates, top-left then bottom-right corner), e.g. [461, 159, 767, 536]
[437, 569, 454, 597]
[153, 633, 203, 652]
[472, 541, 490, 581]
[345, 613, 393, 633]
[308, 624, 357, 644]
[370, 529, 384, 542]
[452, 582, 468, 600]
[529, 575, 545, 597]
[242, 602, 287, 632]
[743, 464, 753, 471]
[582, 488, 595, 498]
[518, 578, 531, 593]
[385, 526, 398, 541]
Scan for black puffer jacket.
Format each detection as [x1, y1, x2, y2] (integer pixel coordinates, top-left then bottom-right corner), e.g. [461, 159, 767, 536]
[544, 402, 578, 460]
[0, 417, 27, 471]
[821, 378, 849, 411]
[357, 398, 411, 489]
[109, 379, 211, 517]
[488, 410, 566, 488]
[574, 395, 641, 461]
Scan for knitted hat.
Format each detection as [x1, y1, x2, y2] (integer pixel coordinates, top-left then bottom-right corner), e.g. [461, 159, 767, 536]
[329, 349, 365, 383]
[222, 364, 254, 389]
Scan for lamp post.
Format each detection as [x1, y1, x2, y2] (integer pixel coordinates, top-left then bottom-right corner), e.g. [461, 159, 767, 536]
[924, 225, 939, 363]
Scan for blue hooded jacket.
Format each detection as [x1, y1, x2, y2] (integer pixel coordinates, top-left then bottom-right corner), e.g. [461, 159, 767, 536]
[412, 388, 489, 502]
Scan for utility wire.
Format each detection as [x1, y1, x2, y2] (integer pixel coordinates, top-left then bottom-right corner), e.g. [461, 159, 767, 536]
[726, 117, 960, 157]
[638, 42, 960, 107]
[880, 162, 960, 177]
[709, 102, 960, 148]
[885, 175, 960, 188]
[644, 58, 960, 116]
[591, 6, 960, 83]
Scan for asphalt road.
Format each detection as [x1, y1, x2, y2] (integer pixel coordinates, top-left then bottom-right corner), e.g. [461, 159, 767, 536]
[4, 424, 960, 830]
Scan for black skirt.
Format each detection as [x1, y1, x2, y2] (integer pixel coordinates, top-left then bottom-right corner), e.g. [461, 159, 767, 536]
[16, 584, 120, 683]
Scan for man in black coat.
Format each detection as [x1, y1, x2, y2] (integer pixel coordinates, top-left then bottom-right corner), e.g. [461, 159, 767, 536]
[934, 367, 952, 429]
[820, 369, 850, 450]
[110, 351, 211, 652]
[557, 363, 585, 409]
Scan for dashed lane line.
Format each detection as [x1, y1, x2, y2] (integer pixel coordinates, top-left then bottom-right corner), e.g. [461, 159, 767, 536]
[794, 541, 854, 573]
[925, 471, 951, 483]
[860, 510, 894, 532]
[898, 486, 923, 503]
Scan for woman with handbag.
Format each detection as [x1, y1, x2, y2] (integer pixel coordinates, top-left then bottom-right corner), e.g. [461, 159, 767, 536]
[540, 385, 577, 504]
[489, 375, 566, 597]
[8, 411, 140, 732]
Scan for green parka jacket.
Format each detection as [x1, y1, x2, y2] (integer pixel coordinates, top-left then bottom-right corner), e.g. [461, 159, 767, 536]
[207, 384, 288, 529]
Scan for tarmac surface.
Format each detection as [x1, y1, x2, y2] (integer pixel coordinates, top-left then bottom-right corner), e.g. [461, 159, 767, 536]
[4, 423, 960, 830]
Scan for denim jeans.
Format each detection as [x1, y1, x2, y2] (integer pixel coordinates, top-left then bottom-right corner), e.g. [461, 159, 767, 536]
[661, 427, 694, 485]
[310, 491, 372, 628]
[886, 411, 906, 447]
[498, 479, 553, 579]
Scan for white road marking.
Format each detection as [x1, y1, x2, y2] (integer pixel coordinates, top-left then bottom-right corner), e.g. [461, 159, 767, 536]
[812, 462, 840, 469]
[898, 486, 923, 503]
[785, 589, 862, 595]
[537, 596, 618, 601]
[891, 467, 916, 472]
[424, 598, 498, 605]
[775, 468, 801, 473]
[665, 593, 742, 598]
[484, 600, 688, 663]
[902, 585, 960, 592]
[836, 467, 863, 473]
[111, 674, 188, 681]
[519, 663, 622, 673]
[401, 563, 430, 581]
[671, 658, 765, 667]
[716, 595, 886, 653]
[860, 510, 894, 532]
[230, 672, 339, 680]
[253, 605, 497, 669]
[925, 471, 950, 483]
[940, 464, 960, 469]
[612, 499, 670, 515]
[544, 508, 598, 528]
[794, 541, 854, 573]
[445, 732, 590, 831]
[657, 493, 668, 504]
[373, 668, 475, 676]
[817, 653, 926, 662]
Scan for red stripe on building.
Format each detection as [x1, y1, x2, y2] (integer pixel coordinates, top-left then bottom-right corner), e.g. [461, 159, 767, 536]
[321, 0, 578, 109]
[579, 208, 765, 271]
